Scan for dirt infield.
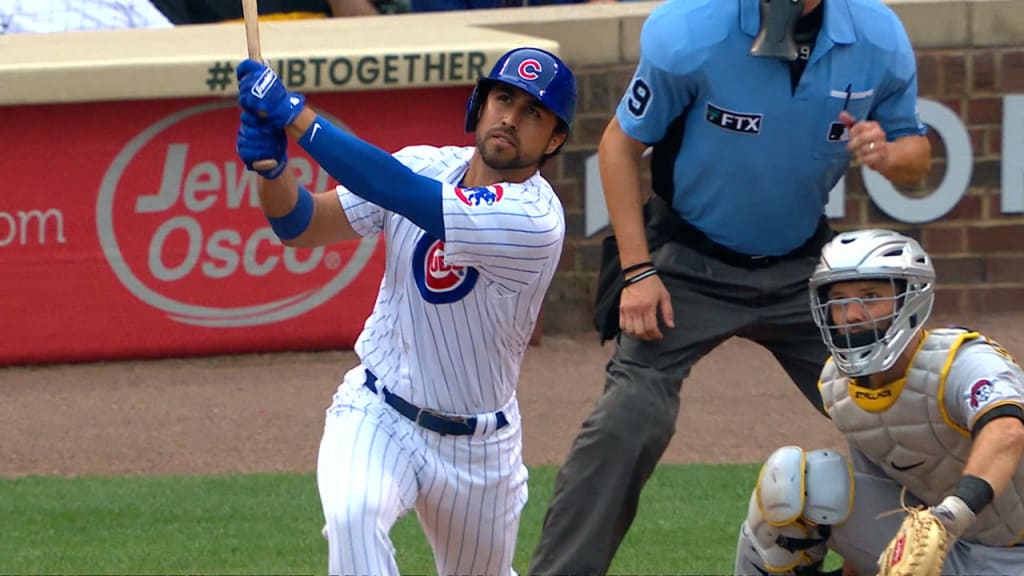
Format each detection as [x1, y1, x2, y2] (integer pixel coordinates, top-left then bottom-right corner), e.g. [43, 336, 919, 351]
[3, 311, 1024, 477]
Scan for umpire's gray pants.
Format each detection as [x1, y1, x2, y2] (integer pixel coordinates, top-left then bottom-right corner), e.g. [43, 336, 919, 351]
[528, 239, 829, 576]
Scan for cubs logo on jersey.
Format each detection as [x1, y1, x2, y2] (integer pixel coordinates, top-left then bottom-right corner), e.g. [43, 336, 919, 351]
[455, 185, 504, 207]
[412, 234, 478, 304]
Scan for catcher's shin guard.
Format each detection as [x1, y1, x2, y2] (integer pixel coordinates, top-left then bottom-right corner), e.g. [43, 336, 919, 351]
[734, 446, 853, 576]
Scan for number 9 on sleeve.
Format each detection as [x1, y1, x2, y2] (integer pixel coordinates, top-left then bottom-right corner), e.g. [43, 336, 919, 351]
[626, 78, 651, 117]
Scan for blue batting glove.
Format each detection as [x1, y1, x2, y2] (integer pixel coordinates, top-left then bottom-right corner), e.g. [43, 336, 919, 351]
[236, 111, 288, 179]
[236, 59, 306, 130]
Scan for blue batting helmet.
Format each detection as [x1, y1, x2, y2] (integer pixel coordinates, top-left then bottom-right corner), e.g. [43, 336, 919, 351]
[464, 47, 577, 133]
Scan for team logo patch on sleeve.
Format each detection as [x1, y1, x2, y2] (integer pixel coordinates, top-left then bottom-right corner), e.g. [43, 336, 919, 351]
[455, 185, 504, 207]
[412, 234, 478, 304]
[967, 378, 995, 409]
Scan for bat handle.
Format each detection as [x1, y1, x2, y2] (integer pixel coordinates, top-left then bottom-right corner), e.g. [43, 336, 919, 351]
[252, 159, 279, 172]
[242, 0, 262, 61]
[241, 0, 277, 173]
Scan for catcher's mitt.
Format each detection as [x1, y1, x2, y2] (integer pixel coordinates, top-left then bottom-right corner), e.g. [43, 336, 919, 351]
[877, 491, 949, 576]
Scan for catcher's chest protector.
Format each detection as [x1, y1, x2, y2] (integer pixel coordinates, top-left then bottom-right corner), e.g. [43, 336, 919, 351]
[821, 328, 1024, 546]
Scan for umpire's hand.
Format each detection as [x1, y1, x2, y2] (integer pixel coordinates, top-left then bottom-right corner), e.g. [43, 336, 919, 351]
[620, 273, 674, 341]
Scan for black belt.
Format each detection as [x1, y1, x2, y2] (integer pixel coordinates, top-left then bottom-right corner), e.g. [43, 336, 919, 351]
[363, 370, 508, 436]
[645, 196, 834, 268]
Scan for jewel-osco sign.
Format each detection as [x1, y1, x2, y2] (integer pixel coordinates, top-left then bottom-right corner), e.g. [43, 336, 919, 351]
[1, 87, 472, 365]
[96, 101, 376, 328]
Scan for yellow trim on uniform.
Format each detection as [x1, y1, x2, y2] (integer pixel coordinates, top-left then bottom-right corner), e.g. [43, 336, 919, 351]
[848, 377, 905, 412]
[817, 358, 834, 417]
[936, 331, 982, 438]
[983, 336, 1020, 366]
[797, 452, 807, 526]
[844, 456, 855, 524]
[844, 330, 938, 413]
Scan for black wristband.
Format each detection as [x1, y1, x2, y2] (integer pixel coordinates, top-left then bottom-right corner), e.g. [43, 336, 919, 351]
[623, 268, 658, 287]
[621, 261, 655, 276]
[955, 474, 994, 514]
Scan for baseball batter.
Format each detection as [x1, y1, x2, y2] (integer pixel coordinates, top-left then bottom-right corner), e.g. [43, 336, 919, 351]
[734, 229, 1024, 576]
[233, 47, 577, 575]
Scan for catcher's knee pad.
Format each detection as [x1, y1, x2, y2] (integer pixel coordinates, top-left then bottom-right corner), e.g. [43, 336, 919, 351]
[734, 446, 853, 575]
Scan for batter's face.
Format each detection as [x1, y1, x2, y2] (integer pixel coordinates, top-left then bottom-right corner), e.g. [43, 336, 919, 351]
[827, 280, 897, 334]
[475, 84, 566, 172]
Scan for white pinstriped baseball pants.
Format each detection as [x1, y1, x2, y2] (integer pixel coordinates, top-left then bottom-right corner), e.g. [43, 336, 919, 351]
[317, 367, 527, 576]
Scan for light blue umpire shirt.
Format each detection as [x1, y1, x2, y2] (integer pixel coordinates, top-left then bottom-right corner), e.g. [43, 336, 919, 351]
[616, 0, 927, 256]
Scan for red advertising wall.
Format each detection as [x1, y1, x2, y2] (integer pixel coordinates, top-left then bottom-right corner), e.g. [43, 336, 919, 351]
[3, 87, 473, 365]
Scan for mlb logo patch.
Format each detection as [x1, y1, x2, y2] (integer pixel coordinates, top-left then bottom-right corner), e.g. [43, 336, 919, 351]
[827, 122, 850, 143]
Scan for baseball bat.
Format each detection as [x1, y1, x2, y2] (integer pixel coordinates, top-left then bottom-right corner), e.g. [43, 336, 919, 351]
[241, 0, 280, 173]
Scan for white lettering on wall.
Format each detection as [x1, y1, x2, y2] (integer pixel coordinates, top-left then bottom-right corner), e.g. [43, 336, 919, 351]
[0, 209, 66, 246]
[1003, 95, 1024, 212]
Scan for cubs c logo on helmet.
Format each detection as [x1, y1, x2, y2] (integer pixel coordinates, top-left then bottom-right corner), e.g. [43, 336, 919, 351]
[517, 59, 542, 81]
[412, 234, 478, 304]
[455, 185, 504, 207]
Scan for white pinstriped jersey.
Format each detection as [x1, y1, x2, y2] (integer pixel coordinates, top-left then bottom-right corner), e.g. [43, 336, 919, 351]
[0, 0, 172, 33]
[337, 145, 564, 414]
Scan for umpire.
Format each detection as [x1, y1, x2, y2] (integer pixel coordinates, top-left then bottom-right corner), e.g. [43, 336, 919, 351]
[529, 0, 932, 574]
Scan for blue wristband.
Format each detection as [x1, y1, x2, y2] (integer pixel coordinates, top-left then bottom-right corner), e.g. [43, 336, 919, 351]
[267, 185, 314, 241]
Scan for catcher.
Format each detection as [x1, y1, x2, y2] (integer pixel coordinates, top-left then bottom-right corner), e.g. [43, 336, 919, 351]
[734, 229, 1024, 576]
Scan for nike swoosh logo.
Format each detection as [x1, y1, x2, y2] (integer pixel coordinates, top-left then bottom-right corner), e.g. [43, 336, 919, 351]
[310, 122, 321, 141]
[891, 460, 926, 471]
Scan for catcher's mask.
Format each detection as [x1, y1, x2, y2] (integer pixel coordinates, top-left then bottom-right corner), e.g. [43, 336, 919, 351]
[750, 0, 806, 61]
[808, 229, 935, 377]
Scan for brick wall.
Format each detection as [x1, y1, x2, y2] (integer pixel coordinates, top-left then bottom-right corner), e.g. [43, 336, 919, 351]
[538, 44, 1024, 336]
[909, 48, 1024, 314]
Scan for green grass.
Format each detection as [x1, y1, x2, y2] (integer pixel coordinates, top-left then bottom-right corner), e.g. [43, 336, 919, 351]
[1, 464, 762, 575]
